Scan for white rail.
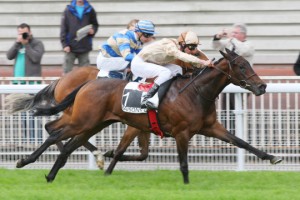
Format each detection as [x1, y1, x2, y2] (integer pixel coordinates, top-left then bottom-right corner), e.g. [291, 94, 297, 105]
[1, 79, 300, 171]
[1, 83, 300, 93]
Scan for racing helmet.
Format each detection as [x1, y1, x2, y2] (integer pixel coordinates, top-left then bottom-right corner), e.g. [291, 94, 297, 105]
[177, 31, 200, 45]
[135, 20, 156, 35]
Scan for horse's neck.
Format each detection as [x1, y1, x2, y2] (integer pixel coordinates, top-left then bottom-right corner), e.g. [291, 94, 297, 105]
[193, 65, 230, 101]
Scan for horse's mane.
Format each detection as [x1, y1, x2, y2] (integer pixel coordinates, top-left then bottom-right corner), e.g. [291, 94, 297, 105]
[214, 57, 225, 65]
[190, 57, 225, 77]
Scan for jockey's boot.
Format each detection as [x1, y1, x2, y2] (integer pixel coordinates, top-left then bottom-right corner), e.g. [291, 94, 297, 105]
[141, 83, 160, 109]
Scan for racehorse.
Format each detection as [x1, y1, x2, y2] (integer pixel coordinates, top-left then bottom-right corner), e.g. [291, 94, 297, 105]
[15, 49, 282, 184]
[5, 67, 147, 169]
[6, 50, 209, 171]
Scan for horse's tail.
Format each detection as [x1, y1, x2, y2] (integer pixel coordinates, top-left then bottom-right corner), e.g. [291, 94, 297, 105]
[5, 79, 59, 114]
[33, 82, 88, 116]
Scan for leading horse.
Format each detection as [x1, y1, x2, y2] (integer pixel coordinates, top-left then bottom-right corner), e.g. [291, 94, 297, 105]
[6, 50, 209, 170]
[15, 49, 282, 184]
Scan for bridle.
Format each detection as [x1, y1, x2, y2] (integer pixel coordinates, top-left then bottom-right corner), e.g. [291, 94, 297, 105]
[179, 56, 257, 96]
[213, 56, 257, 89]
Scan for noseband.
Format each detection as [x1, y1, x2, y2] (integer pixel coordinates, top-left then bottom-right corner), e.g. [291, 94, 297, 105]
[214, 56, 257, 89]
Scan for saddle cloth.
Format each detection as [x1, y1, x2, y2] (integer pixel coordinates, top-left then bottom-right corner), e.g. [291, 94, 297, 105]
[121, 82, 158, 113]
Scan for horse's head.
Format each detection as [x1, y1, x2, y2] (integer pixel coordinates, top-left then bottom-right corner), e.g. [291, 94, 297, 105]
[219, 48, 267, 96]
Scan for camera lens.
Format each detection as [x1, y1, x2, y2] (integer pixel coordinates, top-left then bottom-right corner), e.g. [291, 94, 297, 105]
[22, 32, 29, 39]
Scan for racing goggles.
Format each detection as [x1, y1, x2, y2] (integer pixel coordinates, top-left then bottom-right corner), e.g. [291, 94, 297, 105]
[185, 44, 198, 51]
[142, 33, 153, 38]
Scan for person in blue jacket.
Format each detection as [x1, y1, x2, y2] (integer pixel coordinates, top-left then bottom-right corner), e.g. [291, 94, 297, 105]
[60, 0, 99, 74]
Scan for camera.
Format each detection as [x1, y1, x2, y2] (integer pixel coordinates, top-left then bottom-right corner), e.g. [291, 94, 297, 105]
[22, 32, 29, 39]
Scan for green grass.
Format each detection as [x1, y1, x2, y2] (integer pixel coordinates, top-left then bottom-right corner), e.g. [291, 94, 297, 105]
[0, 168, 299, 200]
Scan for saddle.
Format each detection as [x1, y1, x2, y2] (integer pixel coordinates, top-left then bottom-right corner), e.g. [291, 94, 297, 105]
[121, 78, 175, 138]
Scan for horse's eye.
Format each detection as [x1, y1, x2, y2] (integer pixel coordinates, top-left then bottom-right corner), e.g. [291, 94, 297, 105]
[240, 66, 246, 73]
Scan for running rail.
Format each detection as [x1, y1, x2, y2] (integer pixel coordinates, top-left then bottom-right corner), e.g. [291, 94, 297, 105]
[1, 83, 300, 93]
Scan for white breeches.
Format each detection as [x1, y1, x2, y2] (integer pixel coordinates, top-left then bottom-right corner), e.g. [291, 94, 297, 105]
[96, 52, 129, 77]
[131, 56, 182, 86]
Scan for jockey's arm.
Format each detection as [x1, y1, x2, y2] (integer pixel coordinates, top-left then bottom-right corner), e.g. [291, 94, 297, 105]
[116, 36, 135, 62]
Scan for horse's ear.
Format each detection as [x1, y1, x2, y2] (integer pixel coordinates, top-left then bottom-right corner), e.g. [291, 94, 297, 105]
[219, 50, 228, 59]
[225, 48, 231, 54]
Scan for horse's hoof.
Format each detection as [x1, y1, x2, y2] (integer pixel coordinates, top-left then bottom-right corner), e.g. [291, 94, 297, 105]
[45, 175, 54, 183]
[104, 171, 112, 176]
[16, 159, 24, 168]
[271, 156, 282, 165]
[93, 151, 105, 170]
[96, 160, 105, 170]
[103, 150, 114, 158]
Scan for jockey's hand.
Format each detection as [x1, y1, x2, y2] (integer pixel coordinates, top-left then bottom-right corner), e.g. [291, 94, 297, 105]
[125, 68, 131, 73]
[203, 59, 214, 67]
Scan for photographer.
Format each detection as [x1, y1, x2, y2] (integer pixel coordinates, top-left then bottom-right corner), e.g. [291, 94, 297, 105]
[6, 23, 45, 84]
[6, 23, 44, 142]
[212, 23, 255, 133]
[212, 23, 254, 67]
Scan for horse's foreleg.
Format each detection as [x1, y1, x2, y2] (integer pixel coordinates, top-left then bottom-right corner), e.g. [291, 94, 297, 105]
[175, 133, 190, 184]
[225, 132, 282, 164]
[106, 132, 150, 162]
[16, 129, 63, 168]
[84, 141, 104, 170]
[203, 122, 282, 164]
[105, 127, 143, 175]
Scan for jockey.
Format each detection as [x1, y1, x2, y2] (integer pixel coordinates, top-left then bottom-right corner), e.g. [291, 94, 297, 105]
[131, 31, 213, 110]
[97, 20, 156, 78]
[176, 31, 209, 73]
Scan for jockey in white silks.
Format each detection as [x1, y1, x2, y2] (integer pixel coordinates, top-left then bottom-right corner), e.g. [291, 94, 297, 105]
[131, 31, 213, 110]
[97, 20, 156, 78]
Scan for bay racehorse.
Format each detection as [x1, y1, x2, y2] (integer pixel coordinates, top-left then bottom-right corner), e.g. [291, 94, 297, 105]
[6, 50, 209, 171]
[15, 49, 282, 183]
[5, 67, 147, 169]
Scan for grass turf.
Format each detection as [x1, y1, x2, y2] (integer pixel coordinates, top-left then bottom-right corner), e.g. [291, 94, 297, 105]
[0, 169, 299, 200]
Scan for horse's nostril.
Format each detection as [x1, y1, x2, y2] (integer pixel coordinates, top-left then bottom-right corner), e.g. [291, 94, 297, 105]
[259, 84, 267, 92]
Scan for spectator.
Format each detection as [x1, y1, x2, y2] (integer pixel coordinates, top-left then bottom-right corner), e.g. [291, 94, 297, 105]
[6, 23, 45, 84]
[6, 23, 45, 142]
[126, 19, 139, 31]
[60, 0, 99, 74]
[212, 23, 255, 131]
[97, 20, 156, 79]
[212, 23, 255, 109]
[293, 52, 300, 75]
[212, 23, 254, 67]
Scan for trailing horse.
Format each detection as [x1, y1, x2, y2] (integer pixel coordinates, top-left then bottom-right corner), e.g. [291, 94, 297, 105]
[15, 49, 282, 183]
[5, 67, 149, 169]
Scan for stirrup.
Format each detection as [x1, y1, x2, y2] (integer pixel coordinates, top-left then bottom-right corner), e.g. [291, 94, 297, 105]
[145, 97, 159, 110]
[141, 102, 147, 109]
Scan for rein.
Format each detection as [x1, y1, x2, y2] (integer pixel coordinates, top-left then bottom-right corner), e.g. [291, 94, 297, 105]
[179, 66, 208, 94]
[215, 56, 257, 89]
[179, 55, 257, 98]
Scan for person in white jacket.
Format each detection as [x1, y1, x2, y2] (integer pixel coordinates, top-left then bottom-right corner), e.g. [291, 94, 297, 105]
[131, 31, 213, 109]
[212, 23, 255, 128]
[212, 23, 254, 67]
